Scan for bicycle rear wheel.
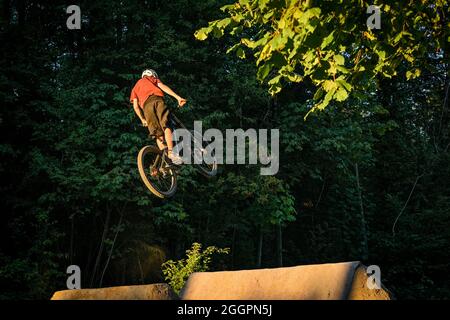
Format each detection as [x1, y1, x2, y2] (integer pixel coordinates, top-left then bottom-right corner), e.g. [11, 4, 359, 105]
[137, 145, 177, 198]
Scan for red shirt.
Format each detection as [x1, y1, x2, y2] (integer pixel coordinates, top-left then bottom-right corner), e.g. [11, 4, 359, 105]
[130, 76, 164, 108]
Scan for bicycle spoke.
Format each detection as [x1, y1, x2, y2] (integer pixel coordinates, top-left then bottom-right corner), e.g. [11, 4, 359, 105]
[160, 177, 171, 190]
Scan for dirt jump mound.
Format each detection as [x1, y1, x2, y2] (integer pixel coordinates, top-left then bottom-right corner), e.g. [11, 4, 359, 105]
[51, 261, 392, 300]
[181, 261, 391, 300]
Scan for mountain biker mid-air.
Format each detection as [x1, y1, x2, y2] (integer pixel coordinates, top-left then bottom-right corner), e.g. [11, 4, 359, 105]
[130, 69, 186, 165]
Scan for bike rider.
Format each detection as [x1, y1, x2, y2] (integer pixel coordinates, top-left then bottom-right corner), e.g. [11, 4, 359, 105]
[130, 69, 186, 165]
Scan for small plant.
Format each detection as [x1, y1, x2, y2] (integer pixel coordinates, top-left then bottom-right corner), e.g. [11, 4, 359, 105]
[162, 242, 230, 294]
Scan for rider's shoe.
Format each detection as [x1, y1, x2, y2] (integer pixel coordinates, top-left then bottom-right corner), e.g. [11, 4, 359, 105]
[168, 151, 183, 165]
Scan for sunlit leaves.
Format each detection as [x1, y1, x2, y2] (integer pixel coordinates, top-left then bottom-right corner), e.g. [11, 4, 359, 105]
[334, 54, 345, 66]
[335, 87, 349, 102]
[321, 30, 335, 49]
[406, 68, 421, 80]
[195, 0, 448, 117]
[194, 28, 209, 41]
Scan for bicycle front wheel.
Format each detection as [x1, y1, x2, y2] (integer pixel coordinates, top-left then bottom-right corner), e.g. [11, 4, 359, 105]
[137, 145, 177, 198]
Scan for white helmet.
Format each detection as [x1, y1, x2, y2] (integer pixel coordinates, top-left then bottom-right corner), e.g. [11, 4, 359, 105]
[141, 69, 158, 78]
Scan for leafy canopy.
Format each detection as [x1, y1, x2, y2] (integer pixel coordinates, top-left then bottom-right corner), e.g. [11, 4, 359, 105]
[195, 0, 448, 118]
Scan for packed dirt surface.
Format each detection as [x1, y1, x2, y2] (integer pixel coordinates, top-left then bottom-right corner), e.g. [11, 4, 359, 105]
[347, 265, 392, 300]
[181, 261, 392, 300]
[51, 283, 177, 300]
[51, 261, 392, 300]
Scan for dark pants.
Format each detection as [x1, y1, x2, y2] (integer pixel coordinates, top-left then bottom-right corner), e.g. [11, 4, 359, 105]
[143, 95, 170, 139]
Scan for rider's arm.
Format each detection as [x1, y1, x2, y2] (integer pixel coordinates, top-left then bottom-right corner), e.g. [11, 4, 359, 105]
[157, 82, 186, 107]
[132, 98, 146, 124]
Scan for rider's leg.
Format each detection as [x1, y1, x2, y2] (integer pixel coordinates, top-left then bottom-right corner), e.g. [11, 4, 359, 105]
[164, 128, 174, 154]
[164, 127, 183, 164]
[156, 136, 166, 150]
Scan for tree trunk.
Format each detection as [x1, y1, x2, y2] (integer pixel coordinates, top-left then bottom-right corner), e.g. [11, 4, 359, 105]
[3, 0, 10, 25]
[69, 215, 74, 265]
[17, 0, 25, 27]
[256, 227, 263, 268]
[84, 215, 96, 287]
[90, 208, 111, 287]
[99, 210, 124, 287]
[276, 223, 283, 267]
[355, 163, 369, 260]
[231, 223, 236, 269]
[204, 212, 210, 243]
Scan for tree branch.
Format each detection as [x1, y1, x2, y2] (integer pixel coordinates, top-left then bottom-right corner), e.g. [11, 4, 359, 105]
[392, 174, 425, 237]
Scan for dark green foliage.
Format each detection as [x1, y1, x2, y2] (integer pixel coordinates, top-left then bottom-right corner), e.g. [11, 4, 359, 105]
[162, 242, 230, 294]
[0, 0, 449, 300]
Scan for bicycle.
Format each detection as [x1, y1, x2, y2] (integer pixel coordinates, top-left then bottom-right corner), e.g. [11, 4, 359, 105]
[137, 112, 218, 198]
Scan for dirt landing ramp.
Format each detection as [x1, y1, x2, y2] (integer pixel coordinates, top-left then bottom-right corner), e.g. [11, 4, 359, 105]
[51, 283, 177, 300]
[180, 261, 391, 300]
